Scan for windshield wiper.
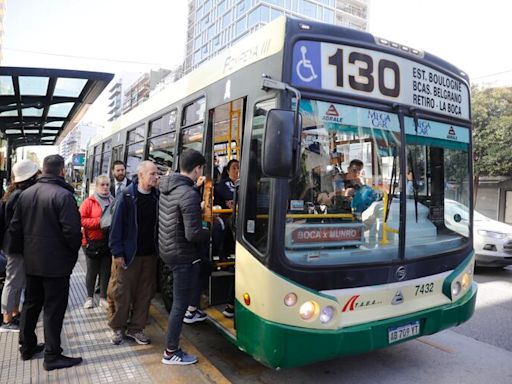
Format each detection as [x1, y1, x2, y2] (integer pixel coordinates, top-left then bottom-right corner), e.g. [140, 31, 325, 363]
[409, 112, 421, 223]
[385, 147, 398, 223]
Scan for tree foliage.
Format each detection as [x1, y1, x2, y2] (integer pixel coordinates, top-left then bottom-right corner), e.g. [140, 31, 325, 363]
[472, 86, 512, 176]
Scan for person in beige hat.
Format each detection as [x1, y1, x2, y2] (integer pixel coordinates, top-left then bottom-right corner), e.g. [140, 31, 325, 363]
[1, 159, 40, 333]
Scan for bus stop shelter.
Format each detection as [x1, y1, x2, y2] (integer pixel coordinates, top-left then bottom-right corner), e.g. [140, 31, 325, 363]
[0, 67, 113, 187]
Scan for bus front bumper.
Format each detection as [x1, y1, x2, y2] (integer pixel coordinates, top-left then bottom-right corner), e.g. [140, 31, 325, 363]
[235, 282, 477, 369]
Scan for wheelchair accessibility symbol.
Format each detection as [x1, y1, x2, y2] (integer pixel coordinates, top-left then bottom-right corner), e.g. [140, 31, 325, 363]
[296, 45, 318, 83]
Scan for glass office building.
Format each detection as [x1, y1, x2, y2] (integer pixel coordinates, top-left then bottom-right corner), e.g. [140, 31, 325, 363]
[184, 0, 369, 73]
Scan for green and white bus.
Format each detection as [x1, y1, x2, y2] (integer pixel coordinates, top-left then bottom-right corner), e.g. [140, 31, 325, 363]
[86, 17, 476, 368]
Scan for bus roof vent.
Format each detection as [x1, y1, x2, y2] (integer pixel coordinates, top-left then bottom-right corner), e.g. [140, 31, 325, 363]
[375, 37, 424, 58]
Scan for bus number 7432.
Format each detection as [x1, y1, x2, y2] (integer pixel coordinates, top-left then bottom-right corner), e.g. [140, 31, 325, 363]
[415, 282, 434, 296]
[328, 48, 401, 98]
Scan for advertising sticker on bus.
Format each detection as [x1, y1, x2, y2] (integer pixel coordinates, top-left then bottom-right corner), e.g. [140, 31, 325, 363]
[286, 223, 364, 248]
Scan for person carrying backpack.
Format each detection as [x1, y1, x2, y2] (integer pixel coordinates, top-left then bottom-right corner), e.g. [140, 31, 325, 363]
[1, 160, 39, 332]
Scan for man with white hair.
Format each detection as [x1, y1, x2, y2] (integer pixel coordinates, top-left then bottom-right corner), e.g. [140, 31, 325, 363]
[107, 161, 159, 345]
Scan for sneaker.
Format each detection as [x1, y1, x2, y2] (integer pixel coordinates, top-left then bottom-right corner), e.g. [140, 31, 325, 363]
[222, 305, 234, 318]
[183, 309, 207, 324]
[126, 330, 150, 345]
[0, 321, 20, 332]
[111, 329, 124, 345]
[83, 297, 94, 309]
[161, 348, 198, 365]
[99, 298, 109, 309]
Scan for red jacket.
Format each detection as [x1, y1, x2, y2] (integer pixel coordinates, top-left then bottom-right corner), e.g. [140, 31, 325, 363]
[80, 195, 106, 246]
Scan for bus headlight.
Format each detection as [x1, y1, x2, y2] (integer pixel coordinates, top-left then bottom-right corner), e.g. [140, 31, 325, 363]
[451, 281, 462, 297]
[319, 305, 335, 324]
[299, 301, 318, 320]
[284, 292, 297, 307]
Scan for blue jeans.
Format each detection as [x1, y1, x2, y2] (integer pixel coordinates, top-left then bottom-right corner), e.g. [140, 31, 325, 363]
[166, 262, 202, 350]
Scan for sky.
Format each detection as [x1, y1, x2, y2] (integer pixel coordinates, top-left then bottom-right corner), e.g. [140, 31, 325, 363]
[2, 0, 511, 157]
[369, 0, 512, 87]
[2, 0, 189, 158]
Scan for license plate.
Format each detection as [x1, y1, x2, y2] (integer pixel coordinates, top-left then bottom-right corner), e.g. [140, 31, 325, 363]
[388, 321, 420, 344]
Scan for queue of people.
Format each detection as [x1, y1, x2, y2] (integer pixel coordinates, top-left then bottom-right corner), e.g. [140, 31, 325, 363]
[0, 149, 237, 370]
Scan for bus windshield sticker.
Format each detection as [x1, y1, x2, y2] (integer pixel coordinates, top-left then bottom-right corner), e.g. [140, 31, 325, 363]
[405, 118, 469, 144]
[291, 40, 470, 120]
[300, 99, 400, 133]
[286, 223, 365, 249]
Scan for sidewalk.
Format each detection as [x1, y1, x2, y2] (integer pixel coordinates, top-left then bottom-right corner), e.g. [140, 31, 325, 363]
[0, 255, 229, 384]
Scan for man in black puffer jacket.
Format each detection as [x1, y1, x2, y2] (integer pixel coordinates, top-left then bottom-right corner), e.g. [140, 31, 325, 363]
[8, 155, 82, 371]
[158, 149, 209, 366]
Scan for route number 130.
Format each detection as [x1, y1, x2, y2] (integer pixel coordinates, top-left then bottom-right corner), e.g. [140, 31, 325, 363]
[328, 48, 401, 98]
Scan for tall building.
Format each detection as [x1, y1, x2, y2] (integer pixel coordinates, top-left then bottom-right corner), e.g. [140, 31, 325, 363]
[184, 0, 369, 73]
[108, 79, 123, 122]
[58, 122, 102, 160]
[122, 68, 171, 114]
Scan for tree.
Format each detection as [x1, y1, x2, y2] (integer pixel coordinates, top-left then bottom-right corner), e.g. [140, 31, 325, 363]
[471, 86, 512, 198]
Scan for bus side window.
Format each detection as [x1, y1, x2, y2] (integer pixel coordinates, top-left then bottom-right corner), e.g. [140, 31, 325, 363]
[244, 99, 276, 255]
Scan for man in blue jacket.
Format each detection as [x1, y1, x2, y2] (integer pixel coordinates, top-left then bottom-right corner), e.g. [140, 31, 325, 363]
[108, 160, 159, 346]
[158, 149, 209, 365]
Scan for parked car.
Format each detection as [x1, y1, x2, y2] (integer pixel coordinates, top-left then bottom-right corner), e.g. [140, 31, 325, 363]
[445, 199, 512, 267]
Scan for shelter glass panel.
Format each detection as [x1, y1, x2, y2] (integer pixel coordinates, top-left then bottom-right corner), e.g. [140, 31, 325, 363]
[54, 78, 88, 98]
[19, 76, 49, 96]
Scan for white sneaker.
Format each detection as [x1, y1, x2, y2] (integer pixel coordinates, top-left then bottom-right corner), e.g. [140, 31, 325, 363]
[83, 297, 94, 309]
[99, 298, 109, 309]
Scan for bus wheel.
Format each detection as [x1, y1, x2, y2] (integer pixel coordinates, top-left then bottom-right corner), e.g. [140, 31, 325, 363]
[158, 260, 174, 313]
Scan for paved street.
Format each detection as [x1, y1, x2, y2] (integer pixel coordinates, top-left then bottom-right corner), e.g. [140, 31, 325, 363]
[454, 266, 512, 352]
[181, 266, 512, 384]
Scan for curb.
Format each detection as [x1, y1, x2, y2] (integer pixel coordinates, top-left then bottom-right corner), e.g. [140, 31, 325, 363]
[150, 305, 231, 384]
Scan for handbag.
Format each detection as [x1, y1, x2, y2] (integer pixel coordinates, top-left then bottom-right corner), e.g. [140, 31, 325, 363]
[84, 233, 109, 259]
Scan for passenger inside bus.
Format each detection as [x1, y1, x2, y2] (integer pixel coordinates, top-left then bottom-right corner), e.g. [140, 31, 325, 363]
[212, 159, 239, 259]
[313, 159, 366, 213]
[212, 159, 239, 318]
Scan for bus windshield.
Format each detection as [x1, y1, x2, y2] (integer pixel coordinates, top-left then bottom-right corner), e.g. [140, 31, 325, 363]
[285, 99, 470, 266]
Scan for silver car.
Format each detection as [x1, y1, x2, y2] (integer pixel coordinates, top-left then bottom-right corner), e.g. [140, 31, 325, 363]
[445, 199, 512, 267]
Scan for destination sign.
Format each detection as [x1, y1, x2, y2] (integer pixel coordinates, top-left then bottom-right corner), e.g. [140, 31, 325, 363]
[291, 40, 470, 120]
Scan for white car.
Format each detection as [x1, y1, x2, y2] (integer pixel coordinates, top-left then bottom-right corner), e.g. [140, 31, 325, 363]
[445, 199, 512, 267]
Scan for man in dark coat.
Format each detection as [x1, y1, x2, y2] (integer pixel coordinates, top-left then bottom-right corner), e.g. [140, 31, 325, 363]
[158, 149, 209, 366]
[110, 160, 132, 197]
[8, 154, 82, 371]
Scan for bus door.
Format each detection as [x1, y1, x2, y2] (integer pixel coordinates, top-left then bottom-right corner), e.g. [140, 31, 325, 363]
[204, 97, 245, 308]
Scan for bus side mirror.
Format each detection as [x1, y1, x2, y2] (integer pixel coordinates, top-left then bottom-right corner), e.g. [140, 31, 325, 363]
[261, 109, 301, 178]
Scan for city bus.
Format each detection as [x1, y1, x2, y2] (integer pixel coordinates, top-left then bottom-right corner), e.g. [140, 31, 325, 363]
[86, 17, 476, 368]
